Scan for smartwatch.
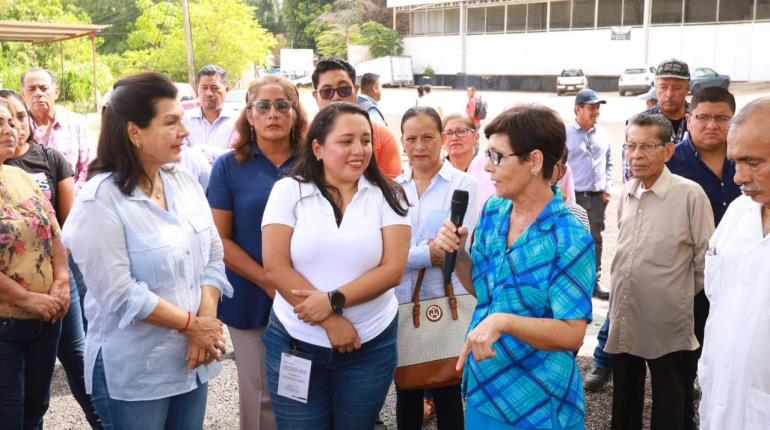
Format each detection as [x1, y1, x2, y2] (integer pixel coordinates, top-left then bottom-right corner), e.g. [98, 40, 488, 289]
[328, 290, 346, 315]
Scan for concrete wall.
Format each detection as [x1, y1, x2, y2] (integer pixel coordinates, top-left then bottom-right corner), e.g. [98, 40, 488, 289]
[404, 22, 770, 82]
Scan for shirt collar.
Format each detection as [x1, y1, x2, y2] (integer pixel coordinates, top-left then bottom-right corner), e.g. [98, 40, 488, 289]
[533, 191, 570, 231]
[570, 120, 593, 133]
[189, 107, 234, 120]
[396, 160, 454, 184]
[358, 93, 376, 104]
[298, 174, 377, 197]
[628, 165, 673, 199]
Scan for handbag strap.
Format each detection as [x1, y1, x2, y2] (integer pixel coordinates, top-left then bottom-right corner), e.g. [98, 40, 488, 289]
[444, 275, 459, 321]
[411, 269, 427, 328]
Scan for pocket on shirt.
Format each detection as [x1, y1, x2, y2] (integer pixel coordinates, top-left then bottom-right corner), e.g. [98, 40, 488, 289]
[187, 213, 213, 263]
[703, 254, 722, 303]
[126, 235, 176, 289]
[745, 387, 770, 428]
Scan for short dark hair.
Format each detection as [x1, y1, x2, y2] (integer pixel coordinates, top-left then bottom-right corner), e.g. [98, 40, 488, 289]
[484, 104, 566, 179]
[312, 59, 356, 89]
[400, 106, 442, 134]
[360, 73, 379, 92]
[291, 103, 409, 221]
[690, 86, 735, 113]
[422, 84, 432, 93]
[197, 64, 228, 86]
[625, 112, 674, 145]
[89, 72, 178, 196]
[21, 67, 57, 87]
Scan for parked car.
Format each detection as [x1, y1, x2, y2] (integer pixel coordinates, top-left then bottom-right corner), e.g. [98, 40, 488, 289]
[690, 67, 730, 94]
[174, 82, 201, 112]
[222, 89, 247, 115]
[556, 69, 588, 96]
[291, 76, 313, 88]
[618, 66, 656, 96]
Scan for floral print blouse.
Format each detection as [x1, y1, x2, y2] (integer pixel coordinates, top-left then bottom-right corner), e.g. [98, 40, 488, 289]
[0, 165, 61, 319]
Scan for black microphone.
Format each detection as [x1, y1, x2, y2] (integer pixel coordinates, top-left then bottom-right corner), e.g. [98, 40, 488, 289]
[442, 190, 469, 285]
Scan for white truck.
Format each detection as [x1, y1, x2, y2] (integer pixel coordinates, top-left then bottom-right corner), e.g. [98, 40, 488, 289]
[556, 68, 588, 96]
[354, 56, 414, 87]
[279, 49, 315, 79]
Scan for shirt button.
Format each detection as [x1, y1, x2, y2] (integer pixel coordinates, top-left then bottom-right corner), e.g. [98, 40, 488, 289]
[723, 202, 727, 206]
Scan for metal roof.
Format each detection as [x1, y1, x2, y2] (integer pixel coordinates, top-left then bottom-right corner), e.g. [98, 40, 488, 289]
[0, 20, 110, 44]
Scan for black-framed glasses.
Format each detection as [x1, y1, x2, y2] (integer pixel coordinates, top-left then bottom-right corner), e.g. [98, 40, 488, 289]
[442, 128, 475, 139]
[693, 113, 732, 125]
[622, 142, 667, 153]
[317, 86, 354, 100]
[251, 100, 293, 114]
[485, 148, 529, 166]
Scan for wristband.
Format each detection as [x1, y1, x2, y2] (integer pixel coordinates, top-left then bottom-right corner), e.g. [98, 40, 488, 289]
[178, 311, 193, 333]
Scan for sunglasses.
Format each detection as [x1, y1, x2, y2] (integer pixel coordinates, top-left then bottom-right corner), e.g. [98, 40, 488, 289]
[251, 100, 293, 114]
[317, 86, 354, 100]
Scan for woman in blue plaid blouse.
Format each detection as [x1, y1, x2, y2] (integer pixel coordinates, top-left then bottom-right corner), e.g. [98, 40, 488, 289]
[435, 105, 597, 429]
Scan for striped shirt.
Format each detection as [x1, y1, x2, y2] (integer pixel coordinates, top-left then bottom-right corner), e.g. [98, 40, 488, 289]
[464, 193, 596, 428]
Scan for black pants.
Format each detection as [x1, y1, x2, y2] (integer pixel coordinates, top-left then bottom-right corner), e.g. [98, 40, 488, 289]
[395, 384, 464, 430]
[683, 290, 709, 430]
[611, 350, 690, 430]
[575, 193, 607, 282]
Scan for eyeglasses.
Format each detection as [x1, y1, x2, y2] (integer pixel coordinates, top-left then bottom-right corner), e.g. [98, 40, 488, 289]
[485, 148, 529, 166]
[317, 86, 354, 100]
[693, 113, 732, 124]
[251, 100, 293, 114]
[442, 128, 475, 139]
[622, 142, 667, 153]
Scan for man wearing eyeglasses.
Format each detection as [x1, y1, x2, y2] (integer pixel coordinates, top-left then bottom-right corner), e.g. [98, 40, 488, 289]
[311, 59, 403, 179]
[666, 86, 741, 429]
[565, 88, 612, 301]
[606, 112, 714, 429]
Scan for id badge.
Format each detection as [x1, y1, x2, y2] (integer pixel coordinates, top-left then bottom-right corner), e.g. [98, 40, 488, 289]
[277, 352, 312, 403]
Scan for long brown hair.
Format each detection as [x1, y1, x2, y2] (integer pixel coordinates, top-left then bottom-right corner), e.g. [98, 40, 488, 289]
[291, 103, 409, 224]
[232, 75, 307, 164]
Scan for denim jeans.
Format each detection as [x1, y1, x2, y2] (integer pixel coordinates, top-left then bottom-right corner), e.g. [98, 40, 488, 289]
[593, 312, 613, 369]
[0, 318, 62, 430]
[59, 268, 103, 429]
[90, 351, 208, 430]
[68, 255, 88, 331]
[262, 313, 398, 430]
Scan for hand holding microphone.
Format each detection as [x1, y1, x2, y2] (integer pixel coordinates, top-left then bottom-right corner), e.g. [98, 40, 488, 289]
[440, 190, 469, 285]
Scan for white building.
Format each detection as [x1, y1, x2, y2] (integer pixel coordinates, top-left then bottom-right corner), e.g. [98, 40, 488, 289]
[388, 0, 770, 89]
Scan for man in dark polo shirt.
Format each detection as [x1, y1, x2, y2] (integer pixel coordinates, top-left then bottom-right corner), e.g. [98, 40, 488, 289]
[666, 86, 741, 429]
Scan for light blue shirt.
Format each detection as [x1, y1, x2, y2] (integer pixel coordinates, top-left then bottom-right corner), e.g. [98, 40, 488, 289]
[565, 121, 613, 193]
[177, 147, 212, 190]
[62, 170, 233, 401]
[394, 161, 479, 304]
[182, 108, 237, 165]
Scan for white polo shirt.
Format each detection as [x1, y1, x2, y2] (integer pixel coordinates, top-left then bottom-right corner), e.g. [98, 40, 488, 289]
[262, 176, 411, 347]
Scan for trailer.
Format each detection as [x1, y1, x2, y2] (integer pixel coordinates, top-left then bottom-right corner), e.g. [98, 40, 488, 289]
[354, 56, 414, 87]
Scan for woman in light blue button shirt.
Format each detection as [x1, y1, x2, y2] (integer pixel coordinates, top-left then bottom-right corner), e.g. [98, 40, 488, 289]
[62, 73, 233, 430]
[393, 106, 479, 430]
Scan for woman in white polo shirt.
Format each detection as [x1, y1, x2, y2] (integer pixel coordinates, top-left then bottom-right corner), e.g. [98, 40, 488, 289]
[261, 102, 411, 429]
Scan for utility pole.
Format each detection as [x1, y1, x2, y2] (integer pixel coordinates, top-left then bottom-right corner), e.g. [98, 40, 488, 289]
[182, 0, 196, 87]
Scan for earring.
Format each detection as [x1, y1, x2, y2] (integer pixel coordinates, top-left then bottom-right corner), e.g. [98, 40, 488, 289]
[134, 142, 142, 149]
[531, 171, 539, 176]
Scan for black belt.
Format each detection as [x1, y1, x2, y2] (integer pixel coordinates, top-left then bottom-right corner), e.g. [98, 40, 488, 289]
[576, 191, 604, 196]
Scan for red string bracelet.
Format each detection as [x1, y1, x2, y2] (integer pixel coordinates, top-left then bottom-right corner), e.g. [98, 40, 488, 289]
[178, 311, 192, 333]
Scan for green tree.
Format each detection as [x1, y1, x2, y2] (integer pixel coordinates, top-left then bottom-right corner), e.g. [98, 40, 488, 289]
[359, 21, 403, 57]
[316, 0, 381, 45]
[125, 0, 275, 83]
[65, 0, 139, 55]
[282, 0, 333, 49]
[247, 0, 284, 34]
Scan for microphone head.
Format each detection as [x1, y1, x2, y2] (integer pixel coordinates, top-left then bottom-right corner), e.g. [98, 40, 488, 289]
[450, 189, 469, 213]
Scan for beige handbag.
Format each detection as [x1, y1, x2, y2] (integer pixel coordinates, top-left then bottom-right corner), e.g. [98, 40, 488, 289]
[394, 269, 476, 390]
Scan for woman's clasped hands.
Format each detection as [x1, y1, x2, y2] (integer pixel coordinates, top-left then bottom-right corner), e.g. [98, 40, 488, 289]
[291, 289, 362, 354]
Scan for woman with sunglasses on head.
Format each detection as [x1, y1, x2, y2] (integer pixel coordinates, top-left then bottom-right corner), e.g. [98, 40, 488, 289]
[393, 106, 479, 430]
[442, 113, 479, 173]
[207, 75, 307, 430]
[1, 90, 103, 427]
[435, 105, 596, 430]
[261, 103, 411, 429]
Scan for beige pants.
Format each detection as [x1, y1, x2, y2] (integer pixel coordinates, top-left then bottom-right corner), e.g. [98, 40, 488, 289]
[229, 325, 276, 430]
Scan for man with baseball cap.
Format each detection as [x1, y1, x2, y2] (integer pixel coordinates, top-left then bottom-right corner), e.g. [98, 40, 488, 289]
[566, 88, 612, 302]
[623, 59, 692, 182]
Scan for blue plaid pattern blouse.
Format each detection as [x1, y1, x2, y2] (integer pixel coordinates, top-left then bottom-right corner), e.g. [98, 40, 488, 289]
[463, 194, 596, 428]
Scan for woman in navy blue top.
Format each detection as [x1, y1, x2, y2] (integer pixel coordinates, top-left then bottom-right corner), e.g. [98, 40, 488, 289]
[207, 75, 307, 429]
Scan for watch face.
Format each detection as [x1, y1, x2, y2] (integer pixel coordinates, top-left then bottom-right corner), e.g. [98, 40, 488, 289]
[331, 291, 345, 309]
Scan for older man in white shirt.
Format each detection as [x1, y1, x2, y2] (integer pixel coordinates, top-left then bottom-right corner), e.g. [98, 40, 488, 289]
[183, 64, 237, 164]
[699, 96, 770, 429]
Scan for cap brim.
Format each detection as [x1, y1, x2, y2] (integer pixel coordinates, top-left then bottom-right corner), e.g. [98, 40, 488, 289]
[655, 74, 690, 80]
[584, 99, 607, 104]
